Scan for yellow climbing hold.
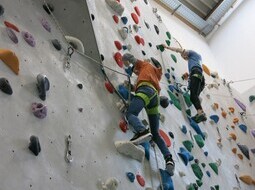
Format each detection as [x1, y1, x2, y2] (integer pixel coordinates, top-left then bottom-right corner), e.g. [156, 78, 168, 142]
[229, 133, 237, 141]
[239, 175, 255, 185]
[202, 64, 210, 76]
[0, 49, 19, 75]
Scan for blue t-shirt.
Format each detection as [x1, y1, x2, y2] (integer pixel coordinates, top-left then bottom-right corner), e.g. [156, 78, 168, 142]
[187, 50, 202, 73]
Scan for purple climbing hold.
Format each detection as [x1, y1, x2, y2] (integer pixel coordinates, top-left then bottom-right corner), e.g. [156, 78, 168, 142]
[251, 129, 255, 138]
[29, 135, 41, 156]
[126, 172, 135, 182]
[41, 18, 51, 32]
[0, 78, 13, 95]
[36, 74, 50, 101]
[6, 28, 18, 44]
[21, 31, 36, 47]
[31, 102, 47, 119]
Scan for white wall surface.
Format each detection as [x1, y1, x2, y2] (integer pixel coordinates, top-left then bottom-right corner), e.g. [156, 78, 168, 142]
[208, 0, 255, 93]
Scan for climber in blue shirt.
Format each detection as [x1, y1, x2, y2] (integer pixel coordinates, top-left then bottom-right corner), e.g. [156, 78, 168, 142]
[163, 44, 207, 123]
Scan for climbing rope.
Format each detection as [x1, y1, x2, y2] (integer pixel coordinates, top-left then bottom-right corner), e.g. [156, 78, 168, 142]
[152, 144, 164, 190]
[229, 77, 255, 84]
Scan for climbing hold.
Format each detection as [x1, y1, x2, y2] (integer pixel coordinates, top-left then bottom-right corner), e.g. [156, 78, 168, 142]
[118, 27, 128, 40]
[238, 124, 247, 133]
[0, 5, 4, 16]
[141, 142, 150, 160]
[126, 172, 135, 182]
[6, 28, 18, 44]
[201, 163, 206, 168]
[140, 38, 145, 46]
[237, 143, 250, 160]
[209, 163, 218, 175]
[234, 98, 246, 112]
[0, 78, 13, 95]
[65, 36, 85, 54]
[150, 57, 161, 68]
[118, 85, 129, 100]
[37, 74, 50, 101]
[160, 96, 169, 108]
[168, 131, 174, 139]
[91, 14, 95, 21]
[119, 118, 128, 133]
[134, 35, 141, 44]
[228, 107, 235, 113]
[191, 163, 203, 180]
[105, 81, 114, 94]
[157, 45, 165, 52]
[114, 141, 145, 162]
[186, 183, 198, 190]
[165, 73, 170, 79]
[121, 16, 128, 25]
[206, 171, 211, 177]
[237, 153, 243, 160]
[171, 54, 177, 63]
[239, 175, 255, 185]
[183, 92, 192, 107]
[233, 118, 239, 124]
[204, 151, 208, 156]
[22, 31, 36, 47]
[180, 125, 187, 134]
[159, 129, 171, 147]
[144, 0, 148, 5]
[41, 18, 51, 32]
[166, 31, 171, 39]
[166, 40, 171, 46]
[178, 147, 194, 165]
[196, 180, 203, 187]
[194, 135, 204, 148]
[31, 102, 47, 119]
[100, 177, 118, 190]
[125, 66, 133, 76]
[159, 169, 174, 190]
[134, 6, 140, 16]
[112, 15, 119, 24]
[154, 25, 159, 34]
[167, 90, 181, 110]
[228, 133, 237, 141]
[29, 135, 41, 156]
[122, 44, 132, 51]
[0, 49, 19, 75]
[144, 21, 150, 29]
[188, 117, 205, 139]
[105, 0, 124, 16]
[221, 110, 227, 118]
[202, 64, 210, 76]
[136, 174, 145, 187]
[43, 3, 54, 14]
[114, 41, 122, 50]
[148, 42, 152, 47]
[251, 129, 255, 138]
[4, 21, 20, 32]
[182, 72, 189, 80]
[114, 52, 123, 68]
[131, 13, 139, 24]
[249, 95, 255, 102]
[101, 54, 105, 61]
[212, 103, 219, 110]
[232, 148, 237, 154]
[210, 115, 219, 124]
[186, 109, 191, 116]
[51, 39, 62, 50]
[179, 171, 186, 177]
[182, 140, 193, 152]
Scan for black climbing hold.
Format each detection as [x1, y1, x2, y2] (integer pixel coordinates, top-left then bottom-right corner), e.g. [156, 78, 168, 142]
[43, 3, 54, 14]
[148, 42, 152, 47]
[77, 83, 83, 89]
[168, 131, 174, 139]
[0, 78, 13, 95]
[144, 21, 150, 29]
[141, 50, 146, 56]
[160, 96, 169, 108]
[29, 135, 41, 156]
[36, 74, 50, 101]
[167, 69, 170, 73]
[150, 57, 161, 68]
[144, 0, 148, 5]
[51, 39, 62, 51]
[0, 5, 4, 16]
[194, 158, 199, 164]
[91, 14, 95, 21]
[101, 54, 105, 61]
[154, 25, 159, 35]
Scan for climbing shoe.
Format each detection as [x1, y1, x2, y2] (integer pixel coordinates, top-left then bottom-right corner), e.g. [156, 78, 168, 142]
[130, 128, 152, 145]
[191, 113, 207, 123]
[165, 155, 175, 176]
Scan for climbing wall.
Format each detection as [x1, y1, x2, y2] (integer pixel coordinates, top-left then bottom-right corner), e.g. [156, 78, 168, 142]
[0, 0, 254, 190]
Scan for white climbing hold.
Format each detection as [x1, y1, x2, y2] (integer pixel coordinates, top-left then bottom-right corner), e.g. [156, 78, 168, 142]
[234, 164, 239, 170]
[145, 187, 153, 190]
[99, 177, 118, 190]
[216, 158, 222, 167]
[206, 94, 211, 99]
[217, 142, 223, 149]
[114, 140, 145, 162]
[105, 0, 124, 16]
[118, 27, 128, 40]
[65, 36, 85, 54]
[179, 171, 186, 177]
[159, 113, 165, 123]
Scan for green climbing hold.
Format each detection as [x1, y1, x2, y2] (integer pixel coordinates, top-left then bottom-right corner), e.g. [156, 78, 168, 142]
[201, 163, 206, 168]
[183, 92, 192, 107]
[167, 90, 181, 110]
[166, 31, 171, 40]
[209, 163, 218, 175]
[165, 40, 171, 46]
[194, 134, 204, 148]
[171, 54, 177, 63]
[196, 179, 203, 187]
[249, 95, 255, 102]
[187, 184, 196, 190]
[182, 140, 193, 152]
[186, 109, 191, 116]
[167, 68, 170, 73]
[157, 45, 165, 52]
[167, 80, 171, 84]
[191, 163, 203, 180]
[214, 185, 219, 190]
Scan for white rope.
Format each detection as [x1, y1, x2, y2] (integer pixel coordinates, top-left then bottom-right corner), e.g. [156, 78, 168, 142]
[152, 144, 164, 190]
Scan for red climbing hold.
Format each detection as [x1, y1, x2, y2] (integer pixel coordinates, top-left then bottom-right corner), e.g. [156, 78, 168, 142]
[114, 52, 123, 68]
[119, 118, 128, 132]
[134, 35, 141, 45]
[134, 6, 141, 16]
[113, 15, 119, 24]
[131, 13, 139, 24]
[159, 129, 171, 147]
[4, 21, 20, 32]
[105, 81, 114, 94]
[136, 174, 145, 187]
[140, 38, 145, 46]
[114, 41, 122, 50]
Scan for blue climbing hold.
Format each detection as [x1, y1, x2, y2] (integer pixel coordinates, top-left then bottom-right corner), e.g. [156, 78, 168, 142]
[165, 73, 170, 79]
[206, 171, 211, 177]
[118, 84, 129, 100]
[239, 124, 247, 133]
[188, 117, 205, 139]
[204, 151, 208, 157]
[178, 147, 194, 165]
[168, 85, 175, 92]
[159, 169, 174, 190]
[180, 125, 187, 134]
[126, 172, 135, 182]
[210, 115, 219, 124]
[125, 66, 133, 76]
[121, 16, 128, 25]
[141, 142, 150, 160]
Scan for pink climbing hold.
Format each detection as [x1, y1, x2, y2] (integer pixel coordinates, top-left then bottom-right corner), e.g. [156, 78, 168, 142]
[134, 35, 141, 45]
[21, 31, 36, 47]
[159, 129, 171, 147]
[119, 118, 128, 132]
[113, 15, 119, 24]
[31, 102, 47, 119]
[41, 18, 51, 32]
[114, 52, 123, 68]
[4, 21, 20, 32]
[114, 41, 122, 50]
[105, 81, 114, 94]
[140, 38, 145, 46]
[131, 13, 139, 24]
[136, 174, 145, 187]
[134, 6, 140, 16]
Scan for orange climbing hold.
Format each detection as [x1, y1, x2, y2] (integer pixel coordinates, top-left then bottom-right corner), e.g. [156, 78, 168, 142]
[0, 49, 19, 75]
[239, 175, 255, 185]
[237, 153, 243, 160]
[212, 103, 219, 110]
[221, 111, 227, 118]
[131, 13, 139, 24]
[232, 148, 237, 154]
[104, 81, 114, 94]
[233, 118, 239, 124]
[134, 35, 141, 45]
[231, 125, 235, 129]
[159, 129, 171, 147]
[202, 64, 210, 76]
[4, 21, 20, 32]
[228, 107, 235, 113]
[114, 41, 122, 50]
[229, 133, 237, 141]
